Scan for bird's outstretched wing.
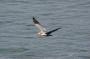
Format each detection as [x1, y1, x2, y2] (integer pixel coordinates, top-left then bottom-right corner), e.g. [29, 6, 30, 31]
[46, 28, 61, 35]
[32, 16, 47, 32]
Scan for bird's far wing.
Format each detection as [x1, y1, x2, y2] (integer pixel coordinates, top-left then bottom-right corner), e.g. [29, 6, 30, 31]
[46, 28, 61, 35]
[32, 16, 47, 32]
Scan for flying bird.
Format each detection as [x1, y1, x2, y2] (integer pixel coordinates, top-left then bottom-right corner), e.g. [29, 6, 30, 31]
[32, 16, 61, 36]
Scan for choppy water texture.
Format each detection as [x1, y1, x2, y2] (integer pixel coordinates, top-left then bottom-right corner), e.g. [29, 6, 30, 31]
[0, 0, 90, 59]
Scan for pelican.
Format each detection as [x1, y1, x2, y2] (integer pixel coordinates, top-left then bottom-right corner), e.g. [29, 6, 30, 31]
[32, 16, 61, 36]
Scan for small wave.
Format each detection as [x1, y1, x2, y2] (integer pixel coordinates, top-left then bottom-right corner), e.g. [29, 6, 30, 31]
[0, 56, 11, 59]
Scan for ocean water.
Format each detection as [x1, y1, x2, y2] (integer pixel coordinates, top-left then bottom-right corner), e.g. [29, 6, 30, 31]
[0, 0, 90, 59]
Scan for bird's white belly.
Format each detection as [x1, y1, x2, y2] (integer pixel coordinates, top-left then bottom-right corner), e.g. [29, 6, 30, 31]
[38, 32, 47, 36]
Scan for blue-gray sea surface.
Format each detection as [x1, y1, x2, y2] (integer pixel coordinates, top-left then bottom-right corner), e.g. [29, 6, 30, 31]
[0, 0, 90, 59]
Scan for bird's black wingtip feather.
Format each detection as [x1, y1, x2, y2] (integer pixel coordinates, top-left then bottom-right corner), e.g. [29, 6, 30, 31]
[32, 16, 39, 24]
[57, 28, 61, 30]
[46, 27, 61, 35]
